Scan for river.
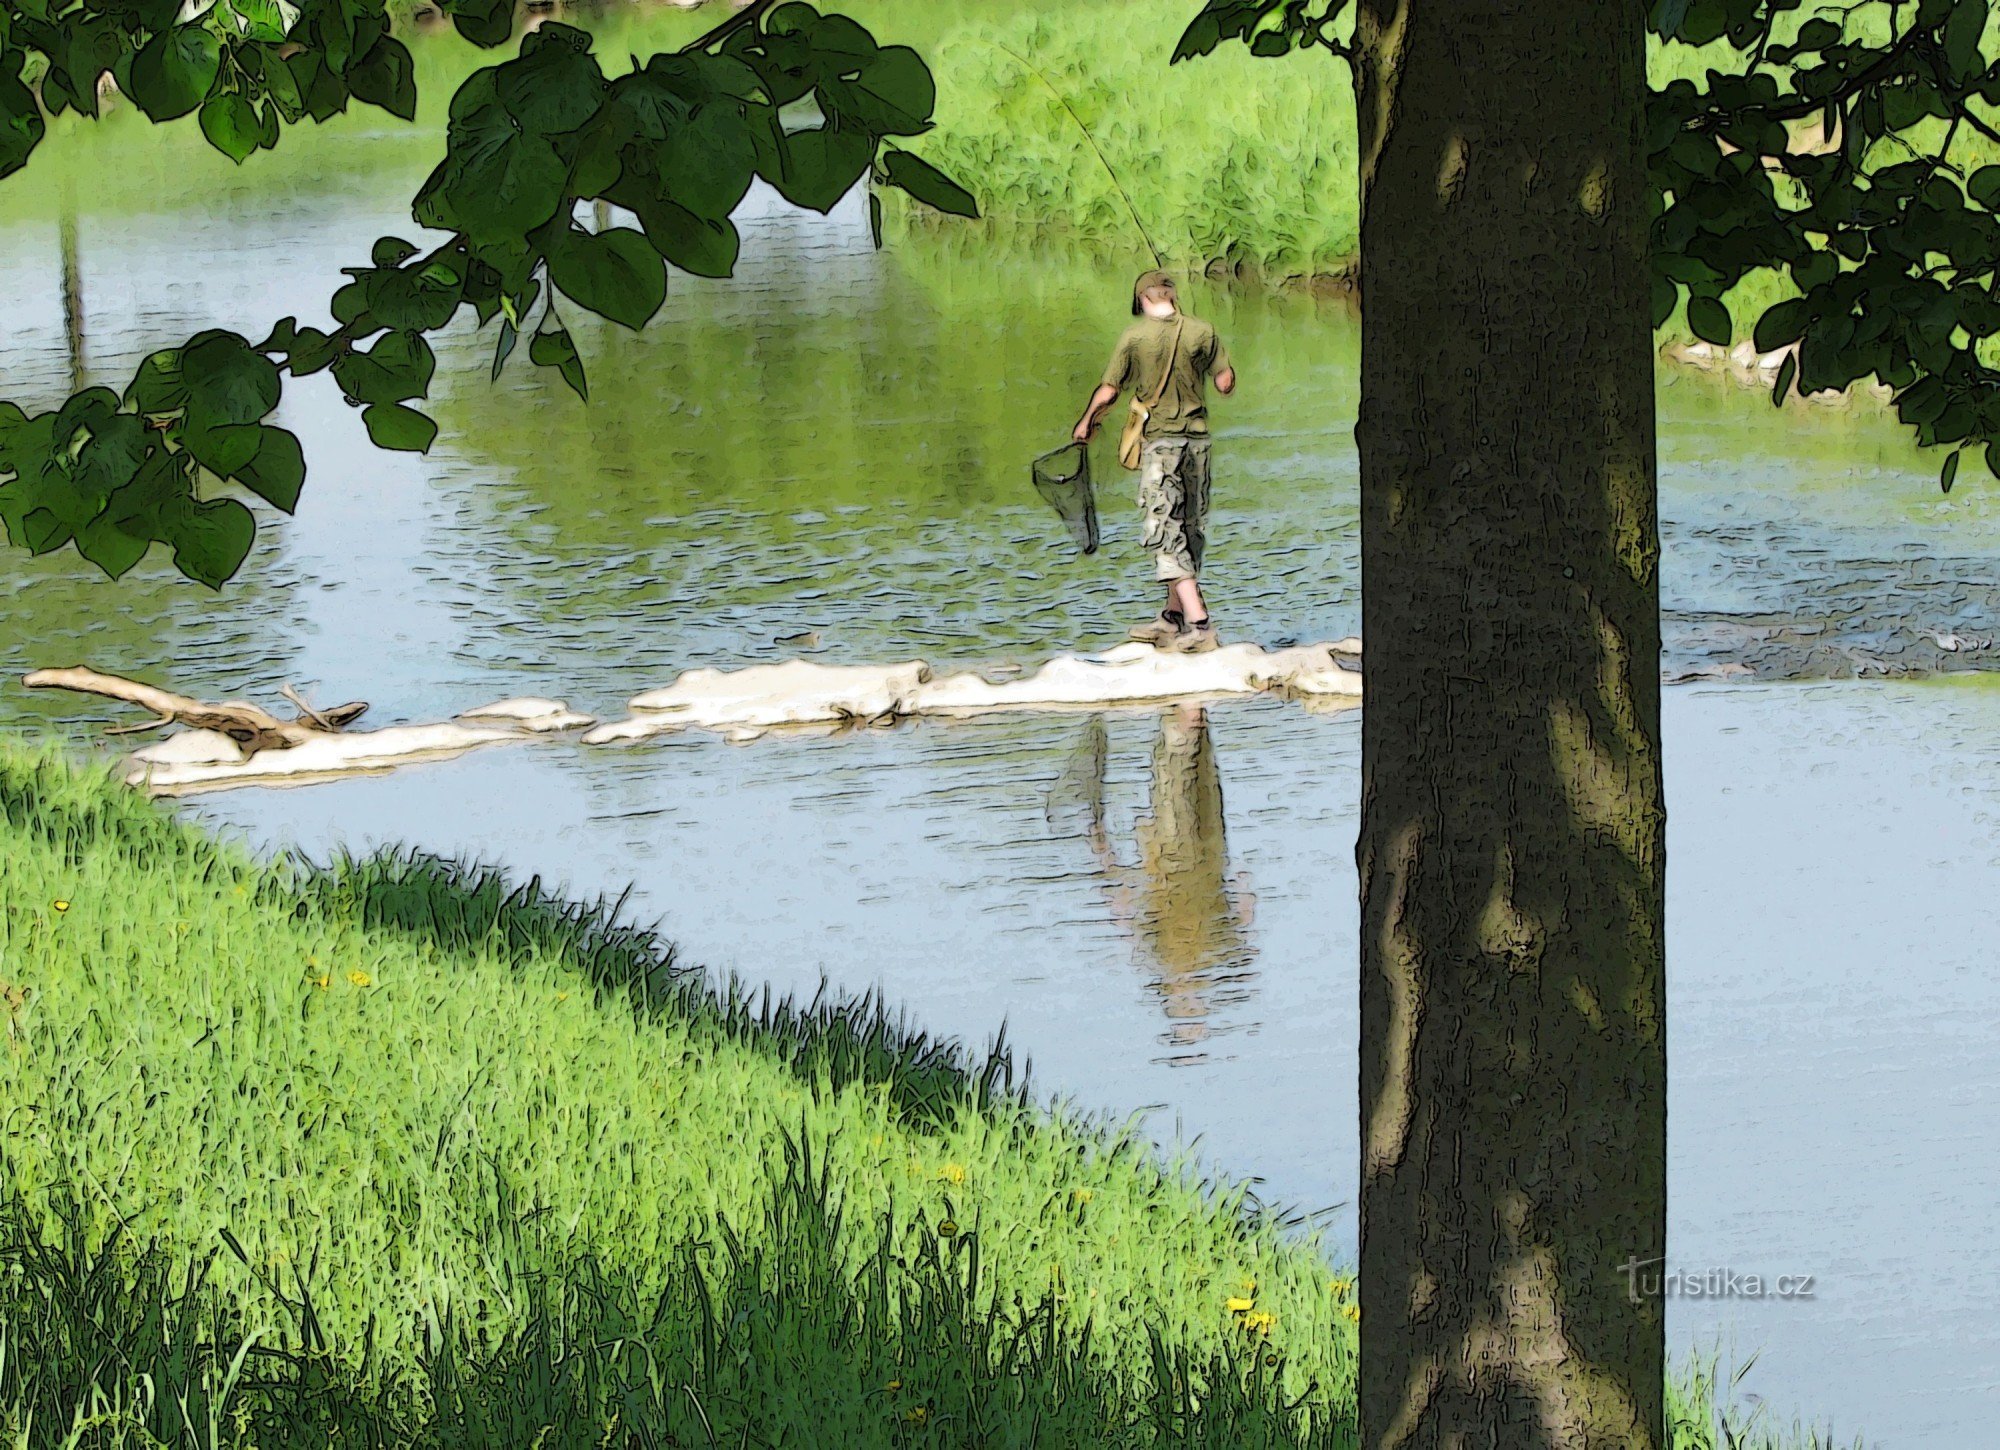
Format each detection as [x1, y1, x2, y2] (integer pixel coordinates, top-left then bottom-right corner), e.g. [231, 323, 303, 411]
[3, 62, 1998, 1446]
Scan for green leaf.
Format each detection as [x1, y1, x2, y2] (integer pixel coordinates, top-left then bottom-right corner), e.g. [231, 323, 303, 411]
[1790, 250, 1838, 290]
[415, 98, 569, 246]
[180, 331, 281, 428]
[1941, 447, 1963, 494]
[162, 496, 256, 588]
[0, 70, 47, 180]
[127, 349, 189, 415]
[1648, 0, 1692, 35]
[199, 94, 262, 164]
[547, 225, 667, 329]
[529, 324, 588, 400]
[757, 123, 875, 212]
[1752, 298, 1810, 353]
[1770, 349, 1796, 407]
[1897, 375, 1948, 425]
[231, 0, 293, 44]
[75, 511, 153, 579]
[331, 331, 436, 405]
[498, 25, 605, 136]
[1687, 294, 1732, 346]
[492, 318, 519, 380]
[447, 0, 513, 49]
[363, 261, 465, 332]
[1946, 0, 1988, 80]
[819, 44, 934, 136]
[180, 419, 263, 478]
[1650, 273, 1677, 330]
[373, 236, 420, 268]
[350, 36, 417, 121]
[869, 189, 882, 249]
[264, 51, 304, 120]
[362, 402, 438, 452]
[235, 425, 305, 511]
[879, 149, 978, 219]
[1970, 165, 2000, 210]
[128, 26, 222, 122]
[621, 189, 740, 277]
[650, 103, 758, 219]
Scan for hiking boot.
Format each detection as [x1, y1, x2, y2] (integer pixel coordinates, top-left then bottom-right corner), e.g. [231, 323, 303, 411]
[1170, 622, 1219, 654]
[1128, 612, 1184, 646]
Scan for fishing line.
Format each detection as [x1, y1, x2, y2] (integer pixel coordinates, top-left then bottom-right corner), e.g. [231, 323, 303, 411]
[982, 40, 1172, 277]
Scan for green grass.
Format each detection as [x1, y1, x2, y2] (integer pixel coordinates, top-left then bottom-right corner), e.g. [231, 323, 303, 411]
[872, 3, 1358, 284]
[0, 744, 1854, 1445]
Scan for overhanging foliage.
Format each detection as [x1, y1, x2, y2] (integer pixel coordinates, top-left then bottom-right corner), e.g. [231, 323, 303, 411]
[0, 0, 975, 586]
[1177, 0, 2000, 495]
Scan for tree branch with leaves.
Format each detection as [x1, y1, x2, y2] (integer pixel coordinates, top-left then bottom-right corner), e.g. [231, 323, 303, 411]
[0, 0, 976, 586]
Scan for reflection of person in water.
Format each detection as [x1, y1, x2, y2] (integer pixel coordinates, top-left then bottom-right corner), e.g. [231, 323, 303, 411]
[1057, 705, 1256, 1054]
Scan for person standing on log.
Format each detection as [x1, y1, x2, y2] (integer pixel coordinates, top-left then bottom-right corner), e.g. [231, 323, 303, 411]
[1072, 270, 1236, 654]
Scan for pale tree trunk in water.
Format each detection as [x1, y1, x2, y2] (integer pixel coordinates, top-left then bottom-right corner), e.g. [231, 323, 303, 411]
[1352, 1, 1666, 1446]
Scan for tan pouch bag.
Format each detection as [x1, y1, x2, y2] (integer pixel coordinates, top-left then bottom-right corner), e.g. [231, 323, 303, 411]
[1118, 318, 1185, 470]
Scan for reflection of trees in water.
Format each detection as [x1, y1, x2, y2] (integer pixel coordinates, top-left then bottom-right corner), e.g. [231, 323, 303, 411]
[0, 204, 301, 739]
[60, 202, 85, 391]
[1051, 707, 1257, 1062]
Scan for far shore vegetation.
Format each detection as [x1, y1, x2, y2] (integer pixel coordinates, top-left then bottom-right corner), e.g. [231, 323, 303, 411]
[17, 0, 1997, 356]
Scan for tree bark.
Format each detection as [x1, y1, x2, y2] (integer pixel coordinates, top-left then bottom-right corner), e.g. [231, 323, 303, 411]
[1352, 2, 1666, 1447]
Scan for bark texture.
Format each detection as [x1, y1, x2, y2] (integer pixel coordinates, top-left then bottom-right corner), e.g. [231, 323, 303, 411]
[1353, 2, 1667, 1446]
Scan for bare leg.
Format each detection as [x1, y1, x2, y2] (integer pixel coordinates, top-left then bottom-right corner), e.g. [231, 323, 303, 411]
[1169, 577, 1208, 624]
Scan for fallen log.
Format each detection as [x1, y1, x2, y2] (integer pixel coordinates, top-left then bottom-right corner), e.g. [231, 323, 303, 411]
[22, 666, 367, 752]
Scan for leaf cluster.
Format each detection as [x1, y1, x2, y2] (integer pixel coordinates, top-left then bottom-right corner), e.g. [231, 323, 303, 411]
[1180, 0, 2000, 493]
[0, 0, 424, 177]
[0, 1, 976, 585]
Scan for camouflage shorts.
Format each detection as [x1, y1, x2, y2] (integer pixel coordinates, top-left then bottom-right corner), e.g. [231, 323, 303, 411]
[1138, 437, 1213, 581]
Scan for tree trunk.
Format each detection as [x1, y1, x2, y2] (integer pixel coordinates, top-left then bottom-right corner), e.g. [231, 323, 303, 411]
[1352, 2, 1666, 1446]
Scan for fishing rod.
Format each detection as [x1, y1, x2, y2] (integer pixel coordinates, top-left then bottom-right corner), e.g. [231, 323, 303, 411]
[982, 40, 1174, 279]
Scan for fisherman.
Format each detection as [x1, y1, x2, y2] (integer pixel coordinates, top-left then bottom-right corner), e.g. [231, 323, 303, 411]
[1072, 269, 1236, 654]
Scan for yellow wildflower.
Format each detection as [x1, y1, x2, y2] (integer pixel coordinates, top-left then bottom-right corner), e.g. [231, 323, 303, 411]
[1071, 1187, 1094, 1205]
[1225, 1296, 1255, 1314]
[1341, 1303, 1360, 1322]
[51, 900, 69, 913]
[315, 975, 330, 990]
[347, 970, 371, 987]
[1241, 1310, 1277, 1335]
[556, 991, 569, 1002]
[884, 1379, 901, 1394]
[938, 1163, 966, 1185]
[903, 1406, 928, 1425]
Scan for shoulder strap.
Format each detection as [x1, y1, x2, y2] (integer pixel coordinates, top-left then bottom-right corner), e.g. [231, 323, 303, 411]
[1144, 318, 1186, 409]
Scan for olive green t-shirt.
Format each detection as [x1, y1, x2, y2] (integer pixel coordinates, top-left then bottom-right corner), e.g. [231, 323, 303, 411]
[1101, 314, 1231, 438]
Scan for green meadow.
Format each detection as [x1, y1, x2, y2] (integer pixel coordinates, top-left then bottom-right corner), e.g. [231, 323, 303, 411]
[0, 745, 1849, 1446]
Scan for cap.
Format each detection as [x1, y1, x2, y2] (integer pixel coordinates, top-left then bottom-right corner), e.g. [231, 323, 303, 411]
[1132, 268, 1177, 314]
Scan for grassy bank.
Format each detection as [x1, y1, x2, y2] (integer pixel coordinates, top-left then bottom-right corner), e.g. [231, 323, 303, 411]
[0, 744, 1848, 1446]
[858, 0, 2000, 351]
